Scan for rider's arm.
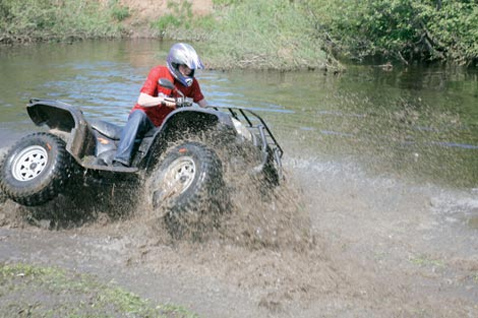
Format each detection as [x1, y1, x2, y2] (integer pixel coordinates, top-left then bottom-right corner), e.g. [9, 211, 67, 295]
[137, 92, 175, 108]
[197, 98, 208, 108]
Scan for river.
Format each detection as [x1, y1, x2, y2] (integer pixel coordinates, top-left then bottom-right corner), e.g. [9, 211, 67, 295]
[1, 39, 478, 317]
[0, 39, 477, 189]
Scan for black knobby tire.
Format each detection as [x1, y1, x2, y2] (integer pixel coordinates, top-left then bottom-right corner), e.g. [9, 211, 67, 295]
[148, 141, 225, 237]
[0, 148, 6, 205]
[263, 146, 281, 187]
[0, 132, 71, 206]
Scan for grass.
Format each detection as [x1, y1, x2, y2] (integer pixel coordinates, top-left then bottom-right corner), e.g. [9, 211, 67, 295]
[152, 0, 343, 71]
[409, 255, 445, 268]
[1, 0, 343, 71]
[0, 0, 128, 44]
[0, 262, 198, 318]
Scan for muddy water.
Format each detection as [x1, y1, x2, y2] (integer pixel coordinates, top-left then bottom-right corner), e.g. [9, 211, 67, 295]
[1, 39, 478, 317]
[1, 39, 477, 188]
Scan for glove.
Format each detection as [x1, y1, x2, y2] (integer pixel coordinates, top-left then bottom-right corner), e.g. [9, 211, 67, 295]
[162, 97, 176, 108]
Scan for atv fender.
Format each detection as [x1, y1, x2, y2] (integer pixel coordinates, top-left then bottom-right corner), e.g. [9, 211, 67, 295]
[161, 107, 234, 132]
[144, 108, 234, 168]
[27, 99, 95, 164]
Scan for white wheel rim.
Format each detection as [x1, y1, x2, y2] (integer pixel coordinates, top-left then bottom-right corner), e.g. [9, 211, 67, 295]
[165, 156, 196, 193]
[12, 145, 49, 181]
[155, 156, 196, 202]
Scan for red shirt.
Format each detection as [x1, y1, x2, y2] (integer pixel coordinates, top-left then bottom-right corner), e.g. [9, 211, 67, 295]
[131, 65, 205, 127]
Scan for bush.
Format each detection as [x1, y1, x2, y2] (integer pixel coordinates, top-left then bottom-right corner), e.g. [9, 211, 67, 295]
[0, 0, 124, 43]
[306, 0, 478, 65]
[109, 0, 131, 22]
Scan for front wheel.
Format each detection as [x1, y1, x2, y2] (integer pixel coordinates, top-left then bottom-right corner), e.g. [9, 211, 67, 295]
[148, 142, 226, 238]
[0, 132, 72, 206]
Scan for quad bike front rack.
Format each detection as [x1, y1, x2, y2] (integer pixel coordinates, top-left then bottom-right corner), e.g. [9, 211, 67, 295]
[209, 105, 284, 179]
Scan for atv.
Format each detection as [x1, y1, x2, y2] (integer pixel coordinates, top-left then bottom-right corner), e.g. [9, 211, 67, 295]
[0, 79, 283, 231]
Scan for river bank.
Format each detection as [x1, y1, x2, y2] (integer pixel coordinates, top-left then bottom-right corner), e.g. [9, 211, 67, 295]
[3, 0, 478, 69]
[0, 0, 342, 71]
[111, 0, 214, 38]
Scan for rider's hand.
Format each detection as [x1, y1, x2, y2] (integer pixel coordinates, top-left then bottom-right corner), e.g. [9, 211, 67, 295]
[162, 97, 176, 108]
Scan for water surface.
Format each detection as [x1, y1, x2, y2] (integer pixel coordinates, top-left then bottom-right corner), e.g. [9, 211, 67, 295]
[0, 39, 477, 188]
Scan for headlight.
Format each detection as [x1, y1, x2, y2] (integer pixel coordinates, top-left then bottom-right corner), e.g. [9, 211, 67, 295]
[231, 117, 252, 141]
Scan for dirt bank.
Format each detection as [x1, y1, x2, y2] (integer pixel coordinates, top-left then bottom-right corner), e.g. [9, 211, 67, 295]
[112, 0, 214, 37]
[119, 0, 213, 19]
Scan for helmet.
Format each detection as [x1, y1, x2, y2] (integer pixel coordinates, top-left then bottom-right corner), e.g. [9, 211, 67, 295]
[166, 43, 204, 87]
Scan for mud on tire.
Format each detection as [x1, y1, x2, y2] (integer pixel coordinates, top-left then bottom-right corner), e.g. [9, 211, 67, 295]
[0, 132, 72, 206]
[148, 141, 227, 239]
[0, 148, 6, 205]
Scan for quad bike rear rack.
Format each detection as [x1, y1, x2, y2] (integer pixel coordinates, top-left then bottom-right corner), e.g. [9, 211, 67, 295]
[209, 105, 284, 179]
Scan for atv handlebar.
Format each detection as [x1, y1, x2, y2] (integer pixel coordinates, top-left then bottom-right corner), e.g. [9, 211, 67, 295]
[174, 96, 194, 108]
[160, 96, 193, 108]
[158, 78, 194, 108]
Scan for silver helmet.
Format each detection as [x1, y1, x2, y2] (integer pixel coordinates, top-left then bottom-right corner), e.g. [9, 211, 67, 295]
[166, 43, 204, 87]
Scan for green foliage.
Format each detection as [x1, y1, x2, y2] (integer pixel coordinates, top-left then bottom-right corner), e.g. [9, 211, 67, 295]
[306, 0, 478, 65]
[203, 0, 340, 70]
[425, 2, 478, 64]
[154, 14, 183, 31]
[156, 0, 478, 67]
[0, 0, 124, 43]
[151, 0, 341, 70]
[211, 0, 242, 6]
[152, 0, 220, 42]
[109, 0, 131, 22]
[3, 0, 477, 67]
[153, 0, 193, 34]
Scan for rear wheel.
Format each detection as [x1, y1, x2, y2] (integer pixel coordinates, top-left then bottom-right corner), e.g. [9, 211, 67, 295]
[0, 132, 72, 206]
[148, 141, 226, 238]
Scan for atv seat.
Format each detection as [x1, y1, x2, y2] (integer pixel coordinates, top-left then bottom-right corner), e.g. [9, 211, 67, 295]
[90, 119, 123, 140]
[90, 119, 158, 140]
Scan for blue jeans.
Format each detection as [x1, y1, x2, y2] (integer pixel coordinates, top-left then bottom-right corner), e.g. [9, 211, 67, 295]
[114, 110, 154, 166]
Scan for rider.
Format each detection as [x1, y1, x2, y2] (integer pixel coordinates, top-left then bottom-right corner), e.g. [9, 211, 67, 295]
[113, 43, 208, 167]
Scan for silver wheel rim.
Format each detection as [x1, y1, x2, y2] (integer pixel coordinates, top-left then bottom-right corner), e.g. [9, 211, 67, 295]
[12, 145, 49, 182]
[157, 156, 196, 200]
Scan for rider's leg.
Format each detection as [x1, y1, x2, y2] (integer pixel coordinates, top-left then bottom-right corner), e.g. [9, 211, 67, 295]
[113, 110, 154, 166]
